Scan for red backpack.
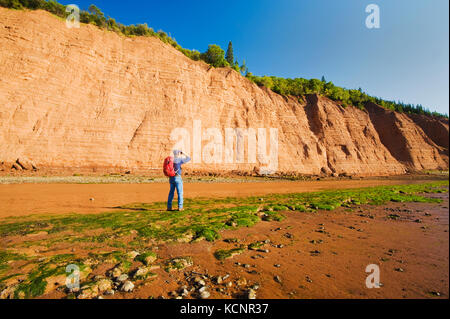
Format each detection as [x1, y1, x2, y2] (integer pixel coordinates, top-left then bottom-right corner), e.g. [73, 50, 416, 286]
[163, 156, 176, 177]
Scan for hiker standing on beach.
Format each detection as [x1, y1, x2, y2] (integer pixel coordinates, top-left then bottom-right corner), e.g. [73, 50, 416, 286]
[164, 150, 191, 211]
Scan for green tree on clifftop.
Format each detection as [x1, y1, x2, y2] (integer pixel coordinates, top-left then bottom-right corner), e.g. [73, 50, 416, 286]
[88, 4, 106, 27]
[240, 59, 248, 76]
[225, 41, 235, 67]
[201, 45, 229, 68]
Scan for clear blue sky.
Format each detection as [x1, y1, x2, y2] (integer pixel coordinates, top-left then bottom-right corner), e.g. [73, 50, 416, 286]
[62, 0, 449, 115]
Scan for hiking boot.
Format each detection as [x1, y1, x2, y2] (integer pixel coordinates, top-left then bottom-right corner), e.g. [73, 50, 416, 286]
[167, 208, 173, 212]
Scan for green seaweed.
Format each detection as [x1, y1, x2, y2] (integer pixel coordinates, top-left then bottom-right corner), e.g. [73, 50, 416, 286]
[214, 247, 246, 260]
[134, 251, 157, 265]
[0, 181, 446, 298]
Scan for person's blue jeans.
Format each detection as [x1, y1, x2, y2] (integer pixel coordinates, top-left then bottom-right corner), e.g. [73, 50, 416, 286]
[167, 175, 183, 210]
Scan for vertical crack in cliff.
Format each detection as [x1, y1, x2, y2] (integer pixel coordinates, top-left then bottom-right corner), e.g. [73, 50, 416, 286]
[128, 111, 149, 149]
[366, 102, 415, 166]
[304, 94, 323, 138]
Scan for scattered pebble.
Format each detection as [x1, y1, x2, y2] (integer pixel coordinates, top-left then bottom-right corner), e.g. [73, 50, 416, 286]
[104, 289, 115, 296]
[430, 291, 441, 296]
[200, 291, 210, 299]
[237, 278, 247, 286]
[180, 288, 189, 297]
[116, 274, 129, 282]
[96, 279, 113, 293]
[121, 281, 135, 292]
[224, 238, 240, 243]
[128, 251, 140, 259]
[110, 268, 122, 278]
[247, 289, 257, 299]
[194, 277, 206, 287]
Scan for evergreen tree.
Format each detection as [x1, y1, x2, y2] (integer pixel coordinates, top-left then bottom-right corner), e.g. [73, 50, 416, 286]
[225, 41, 235, 67]
[232, 60, 240, 72]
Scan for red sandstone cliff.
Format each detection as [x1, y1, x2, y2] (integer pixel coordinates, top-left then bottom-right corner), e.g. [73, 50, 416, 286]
[0, 8, 448, 176]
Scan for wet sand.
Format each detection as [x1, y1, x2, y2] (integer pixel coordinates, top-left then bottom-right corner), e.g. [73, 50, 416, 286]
[117, 193, 450, 299]
[0, 178, 442, 218]
[40, 192, 449, 299]
[0, 177, 447, 299]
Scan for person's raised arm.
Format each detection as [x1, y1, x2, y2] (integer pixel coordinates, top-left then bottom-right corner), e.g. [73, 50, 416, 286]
[180, 152, 191, 164]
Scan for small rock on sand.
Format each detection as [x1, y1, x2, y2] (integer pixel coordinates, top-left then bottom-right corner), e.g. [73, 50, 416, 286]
[97, 279, 113, 293]
[121, 281, 135, 292]
[247, 289, 257, 299]
[116, 274, 129, 282]
[200, 291, 210, 299]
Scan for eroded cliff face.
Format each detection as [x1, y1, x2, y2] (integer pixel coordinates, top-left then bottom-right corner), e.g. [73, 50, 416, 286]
[0, 8, 448, 175]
